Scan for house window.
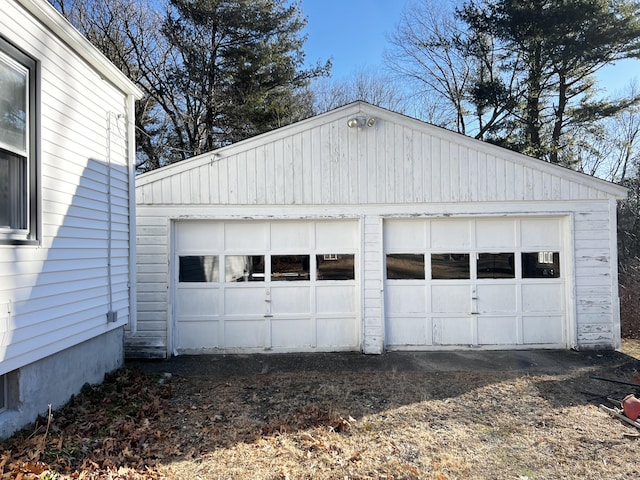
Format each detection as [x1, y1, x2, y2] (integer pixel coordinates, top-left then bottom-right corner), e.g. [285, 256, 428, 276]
[0, 37, 38, 244]
[179, 255, 220, 282]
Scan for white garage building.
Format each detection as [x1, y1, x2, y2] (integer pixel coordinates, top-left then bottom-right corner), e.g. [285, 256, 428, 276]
[127, 102, 627, 358]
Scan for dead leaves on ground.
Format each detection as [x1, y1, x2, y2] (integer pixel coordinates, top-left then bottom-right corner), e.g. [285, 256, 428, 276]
[2, 364, 640, 479]
[0, 369, 171, 479]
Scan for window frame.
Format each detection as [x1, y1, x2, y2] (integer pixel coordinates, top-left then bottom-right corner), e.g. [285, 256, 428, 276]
[0, 36, 39, 245]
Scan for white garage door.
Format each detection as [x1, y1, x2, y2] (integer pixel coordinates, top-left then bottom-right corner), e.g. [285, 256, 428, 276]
[384, 217, 567, 349]
[173, 220, 360, 353]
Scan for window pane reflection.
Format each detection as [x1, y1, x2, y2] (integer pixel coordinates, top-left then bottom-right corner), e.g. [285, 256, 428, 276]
[386, 254, 425, 280]
[316, 254, 355, 280]
[271, 255, 310, 281]
[225, 255, 265, 282]
[477, 253, 515, 279]
[179, 255, 219, 282]
[0, 56, 27, 153]
[522, 252, 560, 278]
[431, 253, 470, 280]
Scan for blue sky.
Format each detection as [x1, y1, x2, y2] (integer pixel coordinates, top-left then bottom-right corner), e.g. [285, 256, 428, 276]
[300, 0, 410, 80]
[299, 0, 638, 95]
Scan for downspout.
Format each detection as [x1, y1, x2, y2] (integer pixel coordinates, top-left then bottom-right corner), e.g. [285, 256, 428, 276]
[127, 94, 137, 334]
[106, 111, 115, 322]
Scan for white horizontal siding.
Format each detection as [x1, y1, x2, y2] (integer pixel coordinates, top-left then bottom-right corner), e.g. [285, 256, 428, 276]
[362, 216, 383, 354]
[0, 2, 132, 375]
[573, 203, 617, 347]
[126, 213, 169, 357]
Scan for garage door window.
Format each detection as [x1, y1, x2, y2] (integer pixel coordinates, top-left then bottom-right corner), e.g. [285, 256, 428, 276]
[522, 252, 560, 278]
[431, 253, 470, 279]
[225, 255, 265, 282]
[386, 254, 425, 279]
[271, 255, 310, 281]
[477, 253, 515, 279]
[179, 256, 219, 282]
[316, 254, 354, 280]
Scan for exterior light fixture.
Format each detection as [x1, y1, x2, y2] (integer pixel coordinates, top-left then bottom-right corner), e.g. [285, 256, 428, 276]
[346, 116, 377, 129]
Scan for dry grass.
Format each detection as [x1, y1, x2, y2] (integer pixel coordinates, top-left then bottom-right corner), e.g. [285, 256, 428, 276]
[159, 367, 640, 480]
[2, 356, 640, 479]
[622, 338, 640, 360]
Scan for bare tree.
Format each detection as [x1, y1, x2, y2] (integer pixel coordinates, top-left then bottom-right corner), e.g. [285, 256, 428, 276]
[386, 1, 472, 133]
[577, 81, 640, 182]
[312, 68, 408, 114]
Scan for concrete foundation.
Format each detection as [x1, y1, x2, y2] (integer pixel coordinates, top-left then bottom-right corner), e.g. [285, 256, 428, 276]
[0, 328, 124, 439]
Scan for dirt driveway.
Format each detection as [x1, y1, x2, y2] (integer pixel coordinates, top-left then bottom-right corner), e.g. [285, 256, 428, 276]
[3, 348, 640, 479]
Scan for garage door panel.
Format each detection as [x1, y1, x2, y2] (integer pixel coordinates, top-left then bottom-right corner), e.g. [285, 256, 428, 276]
[476, 220, 516, 249]
[523, 316, 564, 344]
[432, 285, 470, 313]
[522, 284, 562, 312]
[316, 286, 355, 314]
[224, 222, 267, 250]
[433, 317, 473, 345]
[176, 222, 224, 251]
[385, 285, 426, 313]
[271, 287, 311, 314]
[477, 284, 516, 313]
[271, 221, 310, 250]
[271, 319, 312, 348]
[384, 219, 427, 251]
[175, 321, 220, 350]
[386, 316, 427, 345]
[225, 320, 265, 348]
[317, 318, 358, 347]
[177, 288, 220, 316]
[521, 219, 561, 249]
[224, 288, 265, 315]
[316, 221, 358, 250]
[431, 220, 470, 249]
[478, 317, 517, 344]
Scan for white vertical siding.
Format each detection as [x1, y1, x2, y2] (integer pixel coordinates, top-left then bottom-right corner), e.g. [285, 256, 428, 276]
[136, 105, 625, 207]
[0, 2, 133, 374]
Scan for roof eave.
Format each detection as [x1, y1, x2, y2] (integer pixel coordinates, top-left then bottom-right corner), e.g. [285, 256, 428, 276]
[16, 0, 143, 99]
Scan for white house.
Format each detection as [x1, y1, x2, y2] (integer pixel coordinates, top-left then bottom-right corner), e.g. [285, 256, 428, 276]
[128, 101, 627, 359]
[0, 0, 142, 438]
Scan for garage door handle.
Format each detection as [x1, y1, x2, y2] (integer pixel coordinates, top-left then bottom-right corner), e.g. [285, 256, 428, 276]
[264, 314, 273, 318]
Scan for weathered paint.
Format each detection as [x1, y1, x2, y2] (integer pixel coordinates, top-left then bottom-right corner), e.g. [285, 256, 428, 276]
[131, 102, 626, 357]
